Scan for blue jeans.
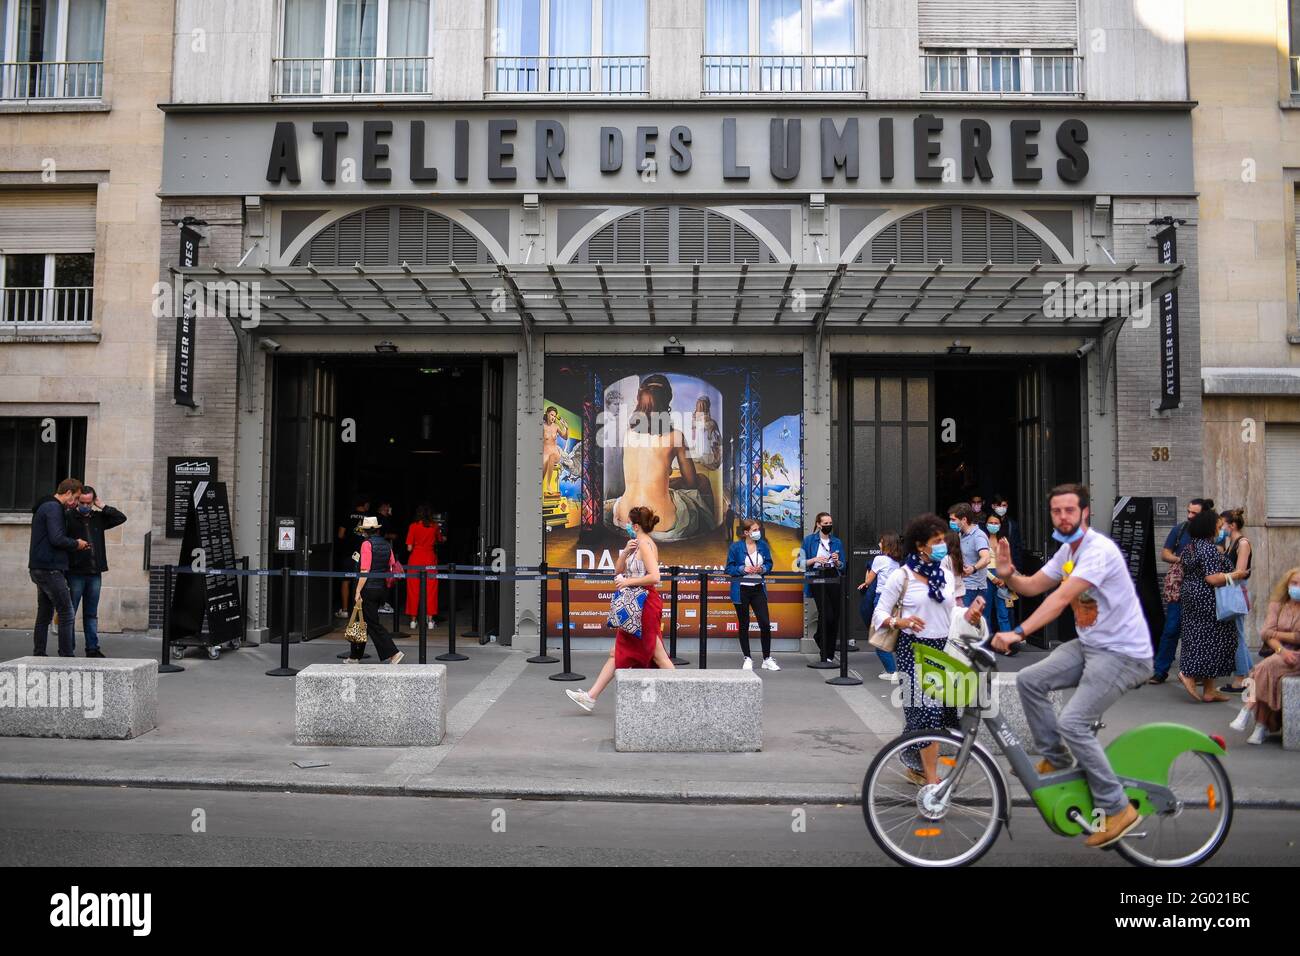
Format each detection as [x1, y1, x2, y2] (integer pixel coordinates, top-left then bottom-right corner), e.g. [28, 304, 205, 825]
[1232, 614, 1251, 677]
[984, 580, 1012, 634]
[30, 569, 75, 656]
[68, 573, 102, 653]
[1152, 600, 1182, 678]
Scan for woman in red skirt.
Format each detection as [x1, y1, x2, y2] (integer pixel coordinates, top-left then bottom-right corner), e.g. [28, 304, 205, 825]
[566, 505, 674, 712]
[404, 504, 443, 628]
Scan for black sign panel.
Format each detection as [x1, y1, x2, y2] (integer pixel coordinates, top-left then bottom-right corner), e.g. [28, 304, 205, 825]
[1155, 226, 1180, 411]
[1111, 495, 1164, 650]
[171, 479, 243, 643]
[166, 457, 217, 538]
[173, 225, 200, 407]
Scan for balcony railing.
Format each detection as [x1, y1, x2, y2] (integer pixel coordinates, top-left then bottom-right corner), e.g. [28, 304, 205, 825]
[272, 55, 432, 99]
[702, 54, 867, 94]
[0, 60, 103, 101]
[485, 55, 648, 95]
[920, 53, 1083, 97]
[1, 287, 94, 327]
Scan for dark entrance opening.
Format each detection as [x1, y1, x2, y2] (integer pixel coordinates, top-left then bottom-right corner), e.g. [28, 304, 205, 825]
[835, 356, 1083, 647]
[269, 355, 506, 642]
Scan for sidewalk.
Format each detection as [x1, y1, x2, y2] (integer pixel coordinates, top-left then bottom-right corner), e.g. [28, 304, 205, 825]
[1, 629, 1296, 807]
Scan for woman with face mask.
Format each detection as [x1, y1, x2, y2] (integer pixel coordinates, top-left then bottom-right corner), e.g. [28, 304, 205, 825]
[725, 517, 777, 671]
[1230, 567, 1300, 744]
[1206, 509, 1253, 693]
[982, 514, 1016, 642]
[872, 513, 985, 786]
[802, 513, 847, 663]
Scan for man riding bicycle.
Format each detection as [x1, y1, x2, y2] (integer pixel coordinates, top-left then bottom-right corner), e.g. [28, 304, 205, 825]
[990, 483, 1154, 848]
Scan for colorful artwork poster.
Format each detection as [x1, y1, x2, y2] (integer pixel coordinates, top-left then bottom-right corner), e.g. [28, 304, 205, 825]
[543, 356, 803, 642]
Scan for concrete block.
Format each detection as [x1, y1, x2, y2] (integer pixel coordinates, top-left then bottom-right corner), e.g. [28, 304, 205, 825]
[1284, 676, 1300, 752]
[294, 663, 446, 747]
[972, 672, 1067, 756]
[615, 669, 762, 753]
[0, 657, 157, 739]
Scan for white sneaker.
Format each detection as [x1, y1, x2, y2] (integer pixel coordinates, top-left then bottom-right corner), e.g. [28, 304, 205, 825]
[409, 620, 419, 630]
[1246, 724, 1268, 745]
[335, 609, 348, 619]
[879, 671, 900, 682]
[1229, 706, 1253, 733]
[741, 657, 753, 671]
[566, 688, 595, 712]
[385, 651, 404, 665]
[761, 657, 781, 671]
[379, 603, 394, 614]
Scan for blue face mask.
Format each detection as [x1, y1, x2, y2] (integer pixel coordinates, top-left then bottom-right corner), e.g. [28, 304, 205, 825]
[948, 520, 960, 532]
[928, 544, 949, 563]
[626, 523, 637, 538]
[1051, 524, 1086, 544]
[1216, 529, 1229, 544]
[985, 523, 1001, 535]
[1290, 586, 1300, 602]
[76, 505, 92, 515]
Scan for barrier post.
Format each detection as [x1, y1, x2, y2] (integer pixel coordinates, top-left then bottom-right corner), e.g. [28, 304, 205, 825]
[266, 566, 298, 676]
[528, 561, 558, 664]
[549, 570, 585, 681]
[436, 563, 468, 662]
[158, 564, 183, 673]
[418, 567, 428, 664]
[237, 556, 250, 648]
[827, 575, 862, 685]
[668, 565, 687, 665]
[697, 570, 709, 670]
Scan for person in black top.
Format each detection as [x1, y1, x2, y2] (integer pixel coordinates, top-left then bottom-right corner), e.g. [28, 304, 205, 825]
[29, 478, 89, 657]
[64, 485, 127, 657]
[336, 493, 371, 618]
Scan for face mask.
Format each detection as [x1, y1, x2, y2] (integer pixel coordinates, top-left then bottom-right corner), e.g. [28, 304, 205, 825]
[986, 523, 1001, 535]
[993, 506, 1007, 517]
[820, 525, 833, 535]
[1216, 529, 1229, 544]
[1052, 525, 1086, 545]
[928, 544, 949, 563]
[77, 505, 91, 515]
[972, 503, 983, 513]
[948, 520, 960, 531]
[625, 523, 637, 538]
[1290, 586, 1300, 602]
[749, 530, 761, 540]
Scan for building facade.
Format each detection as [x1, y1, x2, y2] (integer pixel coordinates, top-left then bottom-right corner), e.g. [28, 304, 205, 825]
[152, 0, 1201, 652]
[0, 0, 173, 631]
[1187, 0, 1300, 641]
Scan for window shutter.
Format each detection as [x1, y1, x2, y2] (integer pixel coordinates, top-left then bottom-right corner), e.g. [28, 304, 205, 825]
[918, 0, 1078, 47]
[856, 206, 1057, 265]
[292, 207, 493, 266]
[574, 206, 772, 263]
[1266, 424, 1300, 519]
[0, 189, 97, 253]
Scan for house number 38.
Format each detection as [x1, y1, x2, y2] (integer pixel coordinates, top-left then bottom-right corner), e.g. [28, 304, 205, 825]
[1151, 446, 1170, 461]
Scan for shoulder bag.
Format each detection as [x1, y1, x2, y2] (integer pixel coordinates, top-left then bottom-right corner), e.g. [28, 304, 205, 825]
[607, 585, 649, 637]
[869, 574, 906, 653]
[344, 602, 367, 646]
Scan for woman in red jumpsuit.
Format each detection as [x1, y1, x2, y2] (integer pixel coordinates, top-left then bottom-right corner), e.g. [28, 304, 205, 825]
[404, 504, 443, 627]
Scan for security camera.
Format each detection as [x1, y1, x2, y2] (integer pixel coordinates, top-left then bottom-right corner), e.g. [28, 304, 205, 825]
[258, 338, 281, 352]
[1076, 340, 1096, 359]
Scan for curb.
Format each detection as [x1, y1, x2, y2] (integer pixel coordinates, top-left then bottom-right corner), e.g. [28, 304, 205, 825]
[1, 771, 1296, 810]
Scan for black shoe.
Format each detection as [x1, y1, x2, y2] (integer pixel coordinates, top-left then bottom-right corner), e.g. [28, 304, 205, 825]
[1218, 682, 1244, 694]
[1147, 673, 1168, 685]
[86, 649, 105, 658]
[31, 651, 47, 656]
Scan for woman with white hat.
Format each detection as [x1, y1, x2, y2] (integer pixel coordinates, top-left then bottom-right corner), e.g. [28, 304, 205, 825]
[350, 515, 404, 664]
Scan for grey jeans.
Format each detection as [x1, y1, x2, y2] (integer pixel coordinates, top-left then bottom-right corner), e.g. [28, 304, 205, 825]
[1017, 640, 1153, 815]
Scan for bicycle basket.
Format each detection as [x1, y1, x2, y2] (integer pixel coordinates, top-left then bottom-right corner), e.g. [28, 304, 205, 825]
[912, 643, 979, 708]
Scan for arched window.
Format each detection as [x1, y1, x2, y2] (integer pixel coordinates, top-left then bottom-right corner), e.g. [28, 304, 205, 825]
[290, 206, 495, 266]
[854, 206, 1059, 265]
[571, 206, 777, 263]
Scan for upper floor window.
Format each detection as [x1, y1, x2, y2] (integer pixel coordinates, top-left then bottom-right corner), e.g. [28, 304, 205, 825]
[703, 0, 863, 94]
[275, 0, 432, 99]
[921, 47, 1080, 97]
[0, 0, 104, 101]
[488, 0, 647, 95]
[0, 187, 95, 328]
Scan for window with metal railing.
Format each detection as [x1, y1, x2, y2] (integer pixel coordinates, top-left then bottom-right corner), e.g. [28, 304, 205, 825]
[0, 0, 104, 101]
[1, 252, 93, 327]
[487, 0, 647, 95]
[920, 47, 1081, 97]
[702, 0, 864, 94]
[274, 0, 432, 99]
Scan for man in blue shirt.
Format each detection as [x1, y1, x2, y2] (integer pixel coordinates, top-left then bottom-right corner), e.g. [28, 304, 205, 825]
[949, 502, 991, 610]
[1150, 497, 1211, 684]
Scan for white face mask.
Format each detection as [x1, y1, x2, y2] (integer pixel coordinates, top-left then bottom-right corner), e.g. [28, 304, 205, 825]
[749, 529, 761, 540]
[993, 506, 1008, 517]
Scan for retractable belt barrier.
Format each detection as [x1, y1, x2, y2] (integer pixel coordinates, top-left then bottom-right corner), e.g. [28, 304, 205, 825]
[150, 562, 832, 678]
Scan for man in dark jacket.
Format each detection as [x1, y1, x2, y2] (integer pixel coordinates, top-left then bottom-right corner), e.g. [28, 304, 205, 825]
[29, 478, 90, 657]
[65, 485, 127, 657]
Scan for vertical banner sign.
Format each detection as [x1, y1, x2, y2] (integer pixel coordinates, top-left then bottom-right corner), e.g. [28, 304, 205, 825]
[1111, 496, 1165, 650]
[1155, 226, 1180, 411]
[171, 480, 243, 643]
[173, 225, 200, 407]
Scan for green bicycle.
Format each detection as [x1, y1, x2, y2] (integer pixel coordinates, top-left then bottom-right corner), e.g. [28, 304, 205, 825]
[862, 633, 1233, 867]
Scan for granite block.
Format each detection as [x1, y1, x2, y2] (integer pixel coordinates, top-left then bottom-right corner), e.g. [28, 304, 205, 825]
[294, 663, 446, 746]
[0, 657, 157, 739]
[1283, 676, 1299, 752]
[614, 669, 762, 753]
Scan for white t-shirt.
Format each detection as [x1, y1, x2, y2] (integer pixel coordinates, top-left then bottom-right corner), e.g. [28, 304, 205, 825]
[1041, 529, 1152, 660]
[870, 555, 900, 580]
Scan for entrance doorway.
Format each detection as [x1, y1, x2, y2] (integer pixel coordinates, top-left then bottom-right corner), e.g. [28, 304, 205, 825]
[835, 356, 1083, 643]
[269, 355, 506, 641]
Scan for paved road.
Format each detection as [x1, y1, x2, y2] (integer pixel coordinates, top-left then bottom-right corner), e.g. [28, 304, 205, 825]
[1, 784, 1296, 866]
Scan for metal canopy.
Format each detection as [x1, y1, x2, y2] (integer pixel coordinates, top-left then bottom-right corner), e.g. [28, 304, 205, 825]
[171, 260, 1184, 332]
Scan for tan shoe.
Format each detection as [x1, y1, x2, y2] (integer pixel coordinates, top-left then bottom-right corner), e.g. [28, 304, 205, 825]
[903, 768, 929, 786]
[1084, 804, 1141, 848]
[1036, 758, 1074, 775]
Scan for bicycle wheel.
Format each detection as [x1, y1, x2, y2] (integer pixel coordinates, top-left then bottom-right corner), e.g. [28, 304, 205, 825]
[862, 730, 1006, 867]
[1114, 752, 1233, 867]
